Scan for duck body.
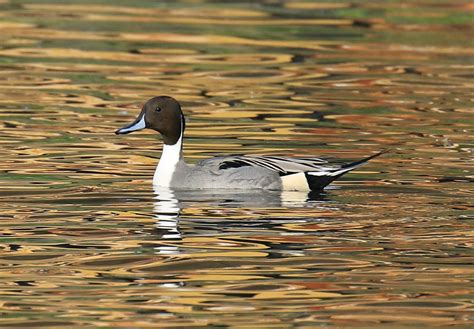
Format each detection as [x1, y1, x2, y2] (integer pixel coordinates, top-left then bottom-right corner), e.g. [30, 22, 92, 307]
[162, 157, 282, 190]
[116, 96, 386, 192]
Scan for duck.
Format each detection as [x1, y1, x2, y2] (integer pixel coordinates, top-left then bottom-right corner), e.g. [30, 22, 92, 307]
[115, 96, 387, 191]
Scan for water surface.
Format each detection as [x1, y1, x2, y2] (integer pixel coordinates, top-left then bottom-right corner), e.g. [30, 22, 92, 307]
[0, 0, 473, 327]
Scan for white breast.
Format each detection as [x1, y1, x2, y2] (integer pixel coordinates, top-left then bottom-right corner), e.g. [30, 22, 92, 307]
[153, 135, 182, 187]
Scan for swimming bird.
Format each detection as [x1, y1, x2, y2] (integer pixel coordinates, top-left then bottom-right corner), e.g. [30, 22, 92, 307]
[115, 96, 386, 191]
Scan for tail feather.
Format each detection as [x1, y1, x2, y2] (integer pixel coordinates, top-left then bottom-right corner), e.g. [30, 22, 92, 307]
[306, 149, 389, 190]
[340, 148, 390, 170]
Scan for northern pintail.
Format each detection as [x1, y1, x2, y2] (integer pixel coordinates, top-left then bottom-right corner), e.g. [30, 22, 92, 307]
[116, 96, 386, 191]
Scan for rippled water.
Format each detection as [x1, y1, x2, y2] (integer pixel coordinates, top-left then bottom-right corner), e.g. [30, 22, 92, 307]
[0, 1, 473, 327]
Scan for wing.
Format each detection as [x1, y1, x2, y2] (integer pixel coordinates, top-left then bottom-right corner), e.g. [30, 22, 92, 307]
[197, 155, 339, 176]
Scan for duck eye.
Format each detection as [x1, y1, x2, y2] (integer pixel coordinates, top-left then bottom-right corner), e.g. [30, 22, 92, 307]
[155, 106, 161, 112]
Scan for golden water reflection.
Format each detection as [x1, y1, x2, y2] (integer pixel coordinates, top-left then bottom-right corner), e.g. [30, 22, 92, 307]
[0, 0, 473, 327]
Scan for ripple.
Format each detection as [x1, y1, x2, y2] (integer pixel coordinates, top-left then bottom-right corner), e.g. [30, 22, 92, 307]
[23, 4, 268, 18]
[0, 73, 70, 88]
[359, 300, 470, 309]
[242, 98, 326, 108]
[139, 52, 293, 65]
[151, 236, 269, 251]
[181, 69, 297, 84]
[205, 86, 293, 99]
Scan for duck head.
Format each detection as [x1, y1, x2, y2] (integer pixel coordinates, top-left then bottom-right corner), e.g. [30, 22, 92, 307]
[115, 96, 185, 145]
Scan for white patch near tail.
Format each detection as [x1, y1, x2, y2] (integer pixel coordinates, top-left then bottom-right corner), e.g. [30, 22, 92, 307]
[307, 171, 334, 177]
[307, 166, 355, 178]
[281, 172, 310, 191]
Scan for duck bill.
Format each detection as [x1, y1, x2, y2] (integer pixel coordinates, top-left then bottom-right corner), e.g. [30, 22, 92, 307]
[115, 111, 146, 135]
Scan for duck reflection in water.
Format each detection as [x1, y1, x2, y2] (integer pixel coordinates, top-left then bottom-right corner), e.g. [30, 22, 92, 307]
[152, 186, 332, 243]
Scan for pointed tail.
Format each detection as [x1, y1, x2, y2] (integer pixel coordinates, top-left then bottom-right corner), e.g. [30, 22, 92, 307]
[306, 149, 389, 190]
[340, 148, 390, 170]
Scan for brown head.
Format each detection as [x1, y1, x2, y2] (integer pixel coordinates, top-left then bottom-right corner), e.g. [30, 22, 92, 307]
[115, 96, 185, 145]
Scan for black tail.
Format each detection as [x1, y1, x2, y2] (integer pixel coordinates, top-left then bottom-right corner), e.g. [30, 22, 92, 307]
[340, 149, 390, 169]
[306, 149, 389, 191]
